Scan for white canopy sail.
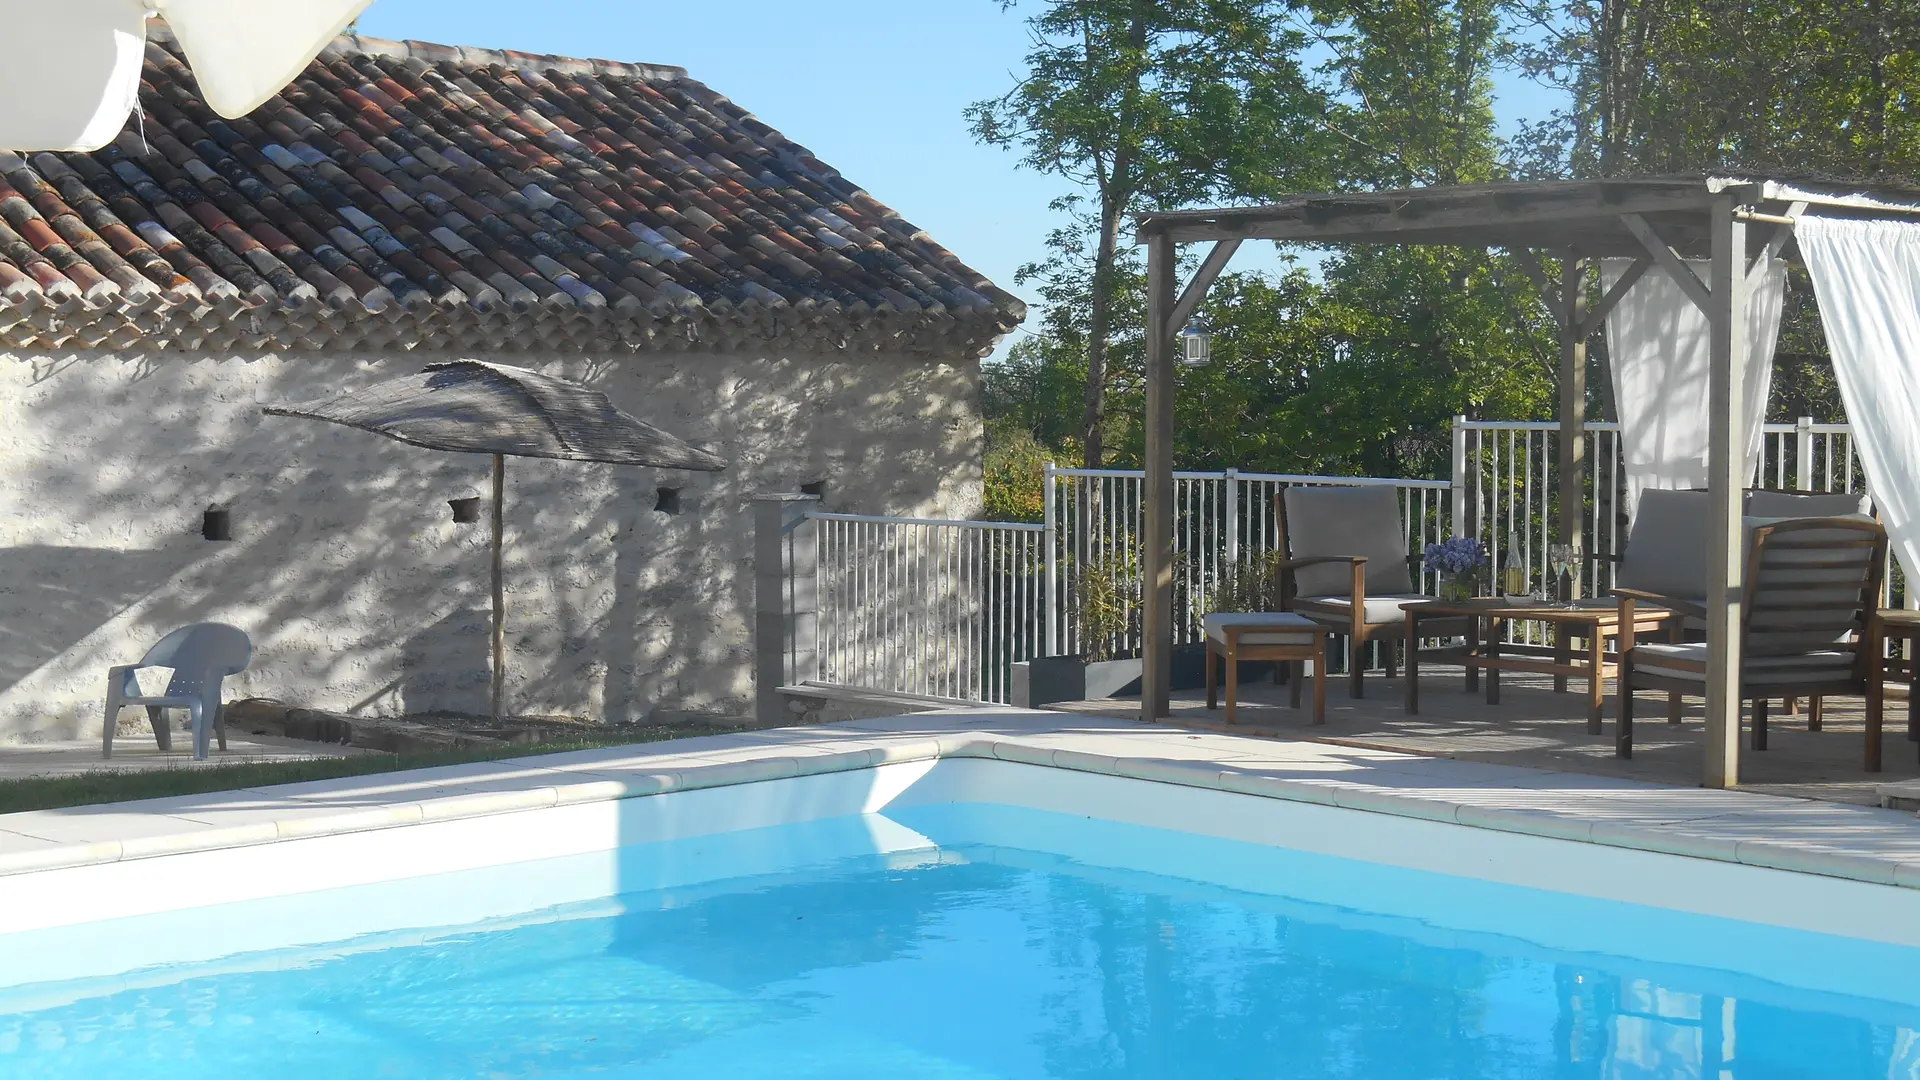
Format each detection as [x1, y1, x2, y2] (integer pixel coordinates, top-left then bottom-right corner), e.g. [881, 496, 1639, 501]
[0, 0, 374, 152]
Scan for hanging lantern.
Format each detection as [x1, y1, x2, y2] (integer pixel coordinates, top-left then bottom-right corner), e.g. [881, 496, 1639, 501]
[1179, 323, 1212, 367]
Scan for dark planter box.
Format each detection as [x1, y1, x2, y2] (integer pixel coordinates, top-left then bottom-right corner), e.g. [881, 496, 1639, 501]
[1015, 643, 1274, 708]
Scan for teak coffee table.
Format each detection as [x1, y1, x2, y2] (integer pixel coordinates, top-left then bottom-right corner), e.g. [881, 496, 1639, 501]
[1401, 597, 1676, 732]
[1875, 608, 1920, 751]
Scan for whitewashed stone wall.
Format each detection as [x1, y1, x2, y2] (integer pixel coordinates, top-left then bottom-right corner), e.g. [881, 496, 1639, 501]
[0, 347, 982, 741]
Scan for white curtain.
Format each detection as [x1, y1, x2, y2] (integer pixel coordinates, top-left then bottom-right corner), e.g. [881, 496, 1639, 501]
[1796, 216, 1920, 582]
[1602, 256, 1788, 516]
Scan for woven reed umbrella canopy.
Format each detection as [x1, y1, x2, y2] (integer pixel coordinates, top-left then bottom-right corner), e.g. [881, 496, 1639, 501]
[265, 360, 727, 719]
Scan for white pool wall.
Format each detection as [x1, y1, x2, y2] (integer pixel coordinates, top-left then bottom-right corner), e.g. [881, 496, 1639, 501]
[3, 753, 1919, 999]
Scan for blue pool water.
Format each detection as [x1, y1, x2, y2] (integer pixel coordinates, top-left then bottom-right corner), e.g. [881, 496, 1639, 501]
[2, 803, 1918, 1079]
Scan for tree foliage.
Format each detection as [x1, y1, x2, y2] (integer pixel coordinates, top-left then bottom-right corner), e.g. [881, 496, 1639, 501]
[978, 0, 1916, 517]
[980, 0, 1544, 494]
[1506, 0, 1920, 180]
[969, 0, 1335, 468]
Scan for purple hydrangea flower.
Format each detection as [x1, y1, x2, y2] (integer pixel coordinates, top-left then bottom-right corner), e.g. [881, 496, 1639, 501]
[1423, 537, 1489, 576]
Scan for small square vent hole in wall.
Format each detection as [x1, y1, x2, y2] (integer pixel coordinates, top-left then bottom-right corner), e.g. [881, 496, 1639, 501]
[201, 507, 231, 542]
[655, 487, 681, 515]
[801, 480, 827, 498]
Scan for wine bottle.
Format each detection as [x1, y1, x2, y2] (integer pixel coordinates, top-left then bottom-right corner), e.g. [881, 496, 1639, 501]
[1502, 532, 1526, 596]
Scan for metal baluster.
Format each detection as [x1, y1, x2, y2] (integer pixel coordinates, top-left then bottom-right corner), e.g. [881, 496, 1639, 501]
[887, 523, 897, 691]
[989, 528, 1000, 702]
[911, 525, 922, 697]
[960, 527, 968, 697]
[964, 528, 976, 701]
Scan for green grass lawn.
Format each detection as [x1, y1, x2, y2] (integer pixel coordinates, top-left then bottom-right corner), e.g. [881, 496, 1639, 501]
[0, 724, 725, 816]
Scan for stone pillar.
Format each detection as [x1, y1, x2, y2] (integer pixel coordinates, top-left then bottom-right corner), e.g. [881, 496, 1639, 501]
[754, 493, 820, 724]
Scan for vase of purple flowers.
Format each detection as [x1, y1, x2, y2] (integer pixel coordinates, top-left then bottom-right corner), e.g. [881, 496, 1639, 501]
[1424, 537, 1489, 601]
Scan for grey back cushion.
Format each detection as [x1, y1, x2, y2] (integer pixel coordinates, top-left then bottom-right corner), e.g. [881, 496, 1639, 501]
[1284, 485, 1413, 597]
[1744, 514, 1880, 653]
[1747, 490, 1873, 518]
[1618, 488, 1711, 600]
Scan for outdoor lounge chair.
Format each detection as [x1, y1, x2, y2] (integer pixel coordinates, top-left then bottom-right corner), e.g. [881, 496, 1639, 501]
[103, 623, 253, 761]
[1276, 485, 1471, 698]
[1601, 488, 1874, 724]
[1615, 516, 1887, 768]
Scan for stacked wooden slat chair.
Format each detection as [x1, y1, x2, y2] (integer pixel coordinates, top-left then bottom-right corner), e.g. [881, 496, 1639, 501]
[1615, 515, 1888, 768]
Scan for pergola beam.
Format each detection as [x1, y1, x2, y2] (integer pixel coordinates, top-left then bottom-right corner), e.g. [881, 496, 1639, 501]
[1139, 189, 1734, 246]
[1169, 239, 1242, 338]
[1747, 201, 1807, 285]
[1703, 197, 1749, 786]
[1141, 232, 1179, 720]
[1557, 256, 1589, 561]
[1508, 247, 1563, 329]
[1579, 256, 1650, 338]
[1623, 213, 1714, 316]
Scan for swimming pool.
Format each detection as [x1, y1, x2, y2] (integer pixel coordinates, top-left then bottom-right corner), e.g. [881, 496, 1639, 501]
[2, 757, 1917, 1078]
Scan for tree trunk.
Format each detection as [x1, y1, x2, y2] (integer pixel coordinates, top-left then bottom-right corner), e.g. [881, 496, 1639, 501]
[1078, 0, 1151, 471]
[1080, 193, 1126, 470]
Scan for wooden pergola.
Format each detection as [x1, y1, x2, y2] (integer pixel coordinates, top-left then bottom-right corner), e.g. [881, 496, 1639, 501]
[1134, 176, 1920, 788]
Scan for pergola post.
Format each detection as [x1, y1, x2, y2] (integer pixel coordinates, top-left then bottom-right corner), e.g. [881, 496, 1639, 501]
[1703, 196, 1749, 787]
[1141, 232, 1178, 720]
[1556, 256, 1589, 576]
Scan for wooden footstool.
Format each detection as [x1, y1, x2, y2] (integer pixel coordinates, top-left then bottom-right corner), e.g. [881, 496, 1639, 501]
[1204, 613, 1331, 726]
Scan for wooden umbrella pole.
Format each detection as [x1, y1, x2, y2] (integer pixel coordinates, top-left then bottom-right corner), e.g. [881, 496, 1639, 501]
[490, 453, 506, 721]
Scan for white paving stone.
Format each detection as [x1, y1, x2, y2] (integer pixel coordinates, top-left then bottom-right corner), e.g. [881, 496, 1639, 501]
[1, 711, 1919, 895]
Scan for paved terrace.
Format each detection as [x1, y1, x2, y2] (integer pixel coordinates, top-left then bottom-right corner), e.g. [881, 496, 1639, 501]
[3, 708, 1920, 893]
[1047, 670, 1920, 806]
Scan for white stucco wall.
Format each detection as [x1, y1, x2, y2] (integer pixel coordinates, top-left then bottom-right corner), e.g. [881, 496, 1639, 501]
[0, 347, 983, 741]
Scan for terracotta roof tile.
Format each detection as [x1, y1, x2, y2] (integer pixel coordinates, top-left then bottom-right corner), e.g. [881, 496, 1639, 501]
[0, 28, 1022, 356]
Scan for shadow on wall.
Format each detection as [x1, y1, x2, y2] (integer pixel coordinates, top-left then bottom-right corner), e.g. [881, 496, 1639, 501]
[0, 347, 985, 736]
[0, 545, 202, 696]
[400, 606, 492, 716]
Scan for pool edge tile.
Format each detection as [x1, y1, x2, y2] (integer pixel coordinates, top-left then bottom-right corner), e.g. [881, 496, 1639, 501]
[1733, 839, 1902, 886]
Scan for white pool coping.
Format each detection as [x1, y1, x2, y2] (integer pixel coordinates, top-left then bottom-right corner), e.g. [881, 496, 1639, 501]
[5, 708, 1920, 891]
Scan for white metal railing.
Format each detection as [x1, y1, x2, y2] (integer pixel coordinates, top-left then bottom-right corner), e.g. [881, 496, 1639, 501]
[805, 470, 1449, 706]
[1043, 467, 1453, 660]
[811, 511, 1044, 705]
[1455, 417, 1861, 600]
[799, 417, 1878, 707]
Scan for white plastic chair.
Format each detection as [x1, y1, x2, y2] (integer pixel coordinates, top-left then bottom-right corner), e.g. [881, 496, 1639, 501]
[102, 623, 253, 761]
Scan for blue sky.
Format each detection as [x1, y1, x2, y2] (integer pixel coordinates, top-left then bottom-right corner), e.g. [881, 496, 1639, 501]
[355, 0, 1567, 352]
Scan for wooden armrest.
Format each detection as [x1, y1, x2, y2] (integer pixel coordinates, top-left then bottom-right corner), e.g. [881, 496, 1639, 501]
[1611, 587, 1704, 619]
[1277, 555, 1366, 569]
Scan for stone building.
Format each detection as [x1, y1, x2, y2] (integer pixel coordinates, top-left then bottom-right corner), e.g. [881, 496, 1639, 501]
[0, 28, 1022, 740]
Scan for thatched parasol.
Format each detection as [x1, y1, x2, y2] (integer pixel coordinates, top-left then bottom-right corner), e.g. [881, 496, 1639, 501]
[265, 360, 726, 718]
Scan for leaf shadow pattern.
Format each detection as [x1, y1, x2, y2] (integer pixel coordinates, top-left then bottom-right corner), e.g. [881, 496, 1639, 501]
[0, 346, 984, 740]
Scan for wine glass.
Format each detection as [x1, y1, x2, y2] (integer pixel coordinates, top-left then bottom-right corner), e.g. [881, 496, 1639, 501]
[1548, 543, 1572, 606]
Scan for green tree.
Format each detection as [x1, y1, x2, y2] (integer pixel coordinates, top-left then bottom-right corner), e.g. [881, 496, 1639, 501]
[1501, 0, 1920, 422]
[1505, 0, 1920, 179]
[1304, 0, 1504, 187]
[980, 0, 1559, 497]
[969, 0, 1335, 469]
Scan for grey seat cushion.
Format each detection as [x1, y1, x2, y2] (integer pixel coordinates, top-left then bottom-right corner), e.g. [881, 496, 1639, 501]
[1747, 490, 1873, 518]
[1204, 613, 1323, 646]
[1618, 489, 1711, 600]
[1631, 643, 1858, 686]
[1294, 594, 1441, 626]
[1284, 486, 1413, 597]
